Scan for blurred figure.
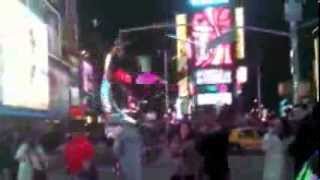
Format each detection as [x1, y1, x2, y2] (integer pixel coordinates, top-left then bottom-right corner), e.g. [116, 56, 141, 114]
[0, 133, 16, 180]
[111, 123, 143, 180]
[262, 119, 294, 180]
[15, 134, 48, 180]
[289, 102, 320, 177]
[169, 121, 202, 180]
[196, 120, 230, 180]
[64, 126, 97, 180]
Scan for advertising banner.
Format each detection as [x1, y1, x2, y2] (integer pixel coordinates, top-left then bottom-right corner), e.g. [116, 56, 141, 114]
[195, 68, 232, 85]
[0, 0, 49, 110]
[189, 7, 234, 67]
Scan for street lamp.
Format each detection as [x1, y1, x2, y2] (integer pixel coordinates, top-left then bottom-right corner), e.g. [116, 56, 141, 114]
[285, 0, 303, 105]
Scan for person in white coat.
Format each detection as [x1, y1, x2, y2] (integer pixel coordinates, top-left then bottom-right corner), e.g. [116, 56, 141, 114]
[15, 136, 47, 180]
[262, 120, 294, 180]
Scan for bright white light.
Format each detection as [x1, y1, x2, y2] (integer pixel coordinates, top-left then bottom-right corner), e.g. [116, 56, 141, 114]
[235, 7, 245, 59]
[70, 87, 80, 106]
[190, 0, 229, 7]
[197, 93, 232, 105]
[236, 66, 248, 84]
[196, 69, 232, 85]
[86, 116, 93, 124]
[0, 0, 49, 110]
[81, 50, 87, 55]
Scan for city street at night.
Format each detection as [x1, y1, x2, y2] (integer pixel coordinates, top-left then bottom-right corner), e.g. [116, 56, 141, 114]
[0, 0, 318, 180]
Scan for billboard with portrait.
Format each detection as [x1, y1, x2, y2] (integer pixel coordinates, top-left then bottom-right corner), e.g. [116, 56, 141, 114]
[188, 7, 233, 67]
[0, 0, 49, 110]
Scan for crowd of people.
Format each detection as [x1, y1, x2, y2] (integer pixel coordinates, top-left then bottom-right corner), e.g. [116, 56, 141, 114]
[1, 42, 319, 180]
[0, 103, 319, 180]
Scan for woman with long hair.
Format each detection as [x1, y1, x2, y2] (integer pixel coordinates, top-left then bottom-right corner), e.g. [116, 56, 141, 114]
[169, 121, 202, 180]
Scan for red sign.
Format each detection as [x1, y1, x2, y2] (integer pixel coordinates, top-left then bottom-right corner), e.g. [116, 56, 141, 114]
[112, 68, 133, 84]
[69, 105, 86, 120]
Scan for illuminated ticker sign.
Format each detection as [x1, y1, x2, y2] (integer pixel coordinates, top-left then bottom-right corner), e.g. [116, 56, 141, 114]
[190, 0, 229, 7]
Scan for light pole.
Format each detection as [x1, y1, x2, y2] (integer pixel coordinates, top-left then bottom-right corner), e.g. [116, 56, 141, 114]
[285, 0, 303, 105]
[164, 51, 170, 112]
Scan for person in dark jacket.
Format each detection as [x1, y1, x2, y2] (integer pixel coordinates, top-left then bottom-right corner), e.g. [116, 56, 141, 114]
[196, 121, 230, 180]
[289, 102, 319, 177]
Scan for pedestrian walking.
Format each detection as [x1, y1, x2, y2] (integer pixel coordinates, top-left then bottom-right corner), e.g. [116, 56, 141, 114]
[64, 125, 97, 180]
[262, 119, 294, 180]
[289, 102, 320, 177]
[15, 134, 48, 180]
[111, 122, 143, 180]
[196, 121, 230, 180]
[169, 121, 202, 180]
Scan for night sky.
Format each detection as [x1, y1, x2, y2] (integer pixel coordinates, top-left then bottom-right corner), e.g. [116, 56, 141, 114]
[78, 0, 318, 111]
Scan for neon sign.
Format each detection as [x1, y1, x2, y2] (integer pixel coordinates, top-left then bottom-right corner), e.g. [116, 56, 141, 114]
[195, 69, 232, 85]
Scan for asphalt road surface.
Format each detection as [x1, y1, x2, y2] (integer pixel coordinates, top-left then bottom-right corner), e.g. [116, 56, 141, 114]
[47, 153, 265, 180]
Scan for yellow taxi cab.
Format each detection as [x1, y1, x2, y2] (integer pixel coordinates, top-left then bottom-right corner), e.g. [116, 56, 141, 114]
[229, 127, 262, 151]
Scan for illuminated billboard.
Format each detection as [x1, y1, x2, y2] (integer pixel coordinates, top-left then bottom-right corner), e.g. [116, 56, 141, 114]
[197, 92, 232, 105]
[176, 14, 190, 97]
[235, 7, 245, 59]
[195, 69, 232, 85]
[0, 0, 49, 110]
[189, 7, 233, 67]
[236, 66, 248, 84]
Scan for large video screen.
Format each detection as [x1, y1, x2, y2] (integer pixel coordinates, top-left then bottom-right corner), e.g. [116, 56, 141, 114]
[0, 0, 49, 110]
[189, 7, 233, 67]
